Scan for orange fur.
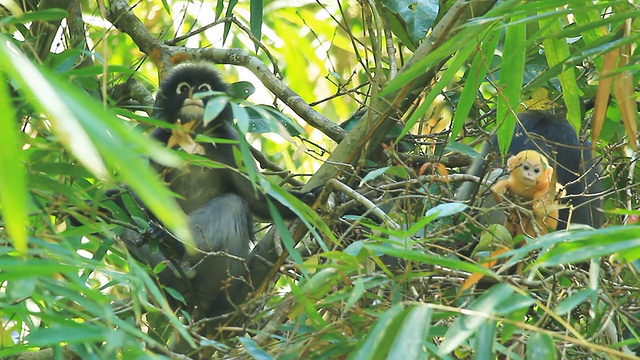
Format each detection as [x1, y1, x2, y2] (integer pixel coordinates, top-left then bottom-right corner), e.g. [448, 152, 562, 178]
[491, 150, 558, 237]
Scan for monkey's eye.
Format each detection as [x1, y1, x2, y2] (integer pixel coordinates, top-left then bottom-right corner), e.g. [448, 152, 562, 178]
[523, 165, 530, 171]
[176, 82, 191, 94]
[197, 83, 212, 93]
[533, 167, 540, 174]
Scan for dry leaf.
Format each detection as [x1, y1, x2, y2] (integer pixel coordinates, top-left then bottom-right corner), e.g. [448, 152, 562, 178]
[167, 120, 205, 155]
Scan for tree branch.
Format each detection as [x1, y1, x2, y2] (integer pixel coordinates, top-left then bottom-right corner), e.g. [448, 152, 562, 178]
[107, 0, 346, 142]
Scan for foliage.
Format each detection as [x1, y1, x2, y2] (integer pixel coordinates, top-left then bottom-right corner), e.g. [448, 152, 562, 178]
[0, 0, 639, 359]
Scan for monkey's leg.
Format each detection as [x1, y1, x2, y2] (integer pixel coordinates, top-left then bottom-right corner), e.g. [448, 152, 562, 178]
[121, 193, 252, 315]
[184, 193, 252, 314]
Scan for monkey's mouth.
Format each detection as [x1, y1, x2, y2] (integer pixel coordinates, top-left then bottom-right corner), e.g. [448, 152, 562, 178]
[521, 177, 536, 186]
[179, 99, 205, 120]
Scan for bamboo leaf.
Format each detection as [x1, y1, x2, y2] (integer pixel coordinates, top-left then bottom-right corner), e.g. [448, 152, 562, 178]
[496, 15, 526, 156]
[538, 11, 581, 131]
[450, 27, 500, 141]
[250, 0, 263, 52]
[0, 77, 27, 254]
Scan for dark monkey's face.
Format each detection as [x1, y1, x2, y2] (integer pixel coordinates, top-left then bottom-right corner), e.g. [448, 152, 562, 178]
[155, 62, 230, 125]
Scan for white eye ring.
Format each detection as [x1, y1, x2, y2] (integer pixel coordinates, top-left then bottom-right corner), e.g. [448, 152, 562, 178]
[197, 83, 212, 93]
[176, 82, 191, 94]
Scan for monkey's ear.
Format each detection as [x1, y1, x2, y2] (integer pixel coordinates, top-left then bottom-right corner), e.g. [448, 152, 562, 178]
[506, 155, 517, 170]
[544, 167, 553, 182]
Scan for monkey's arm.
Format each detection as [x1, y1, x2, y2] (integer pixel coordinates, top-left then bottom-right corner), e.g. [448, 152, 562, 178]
[226, 168, 314, 220]
[491, 178, 511, 203]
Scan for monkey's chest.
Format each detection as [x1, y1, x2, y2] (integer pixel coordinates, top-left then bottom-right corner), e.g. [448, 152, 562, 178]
[163, 165, 232, 214]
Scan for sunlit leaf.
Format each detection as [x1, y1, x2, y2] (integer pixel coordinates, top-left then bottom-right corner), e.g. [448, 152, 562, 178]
[0, 77, 27, 254]
[0, 8, 66, 25]
[0, 34, 106, 178]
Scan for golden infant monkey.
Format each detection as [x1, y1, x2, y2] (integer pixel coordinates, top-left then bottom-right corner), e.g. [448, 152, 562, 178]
[491, 150, 558, 237]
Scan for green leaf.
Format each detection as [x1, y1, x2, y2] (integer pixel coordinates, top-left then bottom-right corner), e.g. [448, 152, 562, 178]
[159, 0, 171, 14]
[203, 96, 230, 126]
[264, 180, 335, 251]
[239, 336, 272, 360]
[365, 244, 492, 275]
[0, 33, 193, 279]
[397, 39, 478, 141]
[424, 202, 468, 219]
[223, 0, 239, 44]
[555, 289, 597, 316]
[250, 0, 264, 52]
[361, 166, 391, 184]
[538, 12, 581, 131]
[299, 267, 341, 299]
[380, 0, 521, 96]
[344, 277, 366, 312]
[349, 303, 407, 360]
[496, 15, 526, 156]
[445, 142, 483, 158]
[0, 34, 106, 178]
[5, 278, 37, 301]
[0, 8, 67, 25]
[246, 105, 302, 138]
[0, 258, 77, 279]
[438, 284, 514, 355]
[0, 76, 27, 254]
[228, 81, 256, 100]
[533, 226, 640, 268]
[257, 105, 305, 135]
[27, 324, 107, 345]
[232, 103, 251, 135]
[381, 0, 438, 43]
[474, 320, 497, 360]
[526, 333, 557, 360]
[450, 27, 500, 141]
[267, 198, 306, 268]
[387, 304, 432, 360]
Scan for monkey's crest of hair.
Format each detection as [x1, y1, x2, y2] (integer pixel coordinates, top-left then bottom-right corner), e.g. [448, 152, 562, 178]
[507, 150, 550, 171]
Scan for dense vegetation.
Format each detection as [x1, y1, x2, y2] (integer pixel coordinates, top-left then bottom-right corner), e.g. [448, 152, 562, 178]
[0, 0, 639, 358]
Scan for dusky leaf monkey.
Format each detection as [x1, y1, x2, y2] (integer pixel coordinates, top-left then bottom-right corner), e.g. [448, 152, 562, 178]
[457, 111, 604, 230]
[120, 62, 313, 316]
[491, 150, 558, 237]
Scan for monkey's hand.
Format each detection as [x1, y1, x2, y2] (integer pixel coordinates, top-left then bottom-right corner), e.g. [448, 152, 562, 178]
[291, 186, 324, 205]
[137, 222, 187, 259]
[491, 179, 510, 203]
